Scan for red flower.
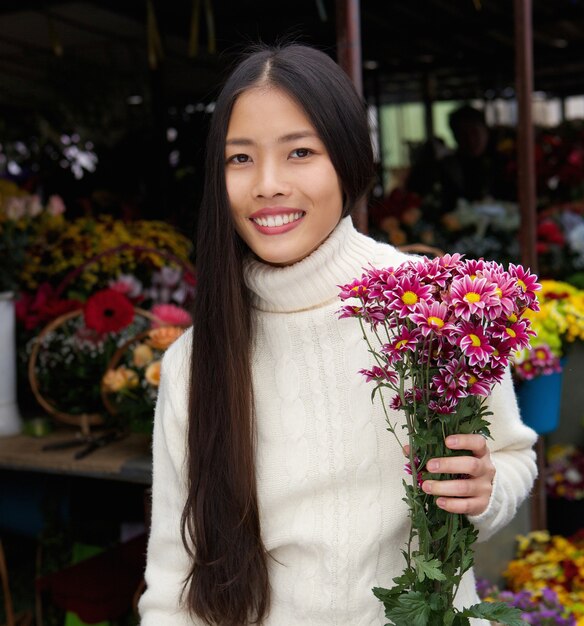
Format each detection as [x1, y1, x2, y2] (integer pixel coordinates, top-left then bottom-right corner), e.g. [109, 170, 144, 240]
[15, 283, 82, 331]
[537, 220, 565, 246]
[84, 289, 134, 333]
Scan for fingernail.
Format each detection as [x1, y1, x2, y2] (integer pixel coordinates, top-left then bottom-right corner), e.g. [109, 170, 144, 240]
[423, 481, 432, 494]
[427, 460, 439, 471]
[446, 436, 458, 447]
[436, 498, 446, 508]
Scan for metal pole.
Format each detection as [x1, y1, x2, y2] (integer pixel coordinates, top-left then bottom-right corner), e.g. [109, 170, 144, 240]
[514, 0, 546, 532]
[336, 0, 363, 96]
[336, 0, 368, 233]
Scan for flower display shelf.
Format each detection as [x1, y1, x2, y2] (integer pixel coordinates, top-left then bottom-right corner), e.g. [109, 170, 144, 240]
[28, 307, 157, 430]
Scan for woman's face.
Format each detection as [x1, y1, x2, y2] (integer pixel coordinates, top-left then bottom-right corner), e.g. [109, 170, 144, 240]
[225, 86, 343, 266]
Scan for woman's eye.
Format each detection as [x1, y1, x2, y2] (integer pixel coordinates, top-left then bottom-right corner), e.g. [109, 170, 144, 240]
[228, 154, 250, 164]
[290, 148, 312, 159]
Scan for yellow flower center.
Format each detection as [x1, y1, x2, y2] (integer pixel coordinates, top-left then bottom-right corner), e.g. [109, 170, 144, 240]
[469, 334, 482, 347]
[401, 291, 418, 305]
[508, 313, 518, 323]
[495, 287, 502, 298]
[506, 328, 517, 338]
[468, 375, 478, 385]
[464, 292, 481, 303]
[395, 339, 409, 350]
[535, 349, 546, 359]
[517, 279, 527, 292]
[427, 316, 444, 328]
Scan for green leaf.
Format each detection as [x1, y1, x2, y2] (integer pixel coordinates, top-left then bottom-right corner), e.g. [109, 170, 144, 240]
[384, 591, 432, 626]
[412, 555, 447, 583]
[458, 601, 528, 626]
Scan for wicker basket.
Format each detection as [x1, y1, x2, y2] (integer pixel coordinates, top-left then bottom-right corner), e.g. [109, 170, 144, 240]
[100, 325, 187, 431]
[28, 307, 158, 430]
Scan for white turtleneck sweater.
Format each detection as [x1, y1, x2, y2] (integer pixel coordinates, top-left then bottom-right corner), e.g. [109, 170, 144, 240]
[139, 217, 538, 625]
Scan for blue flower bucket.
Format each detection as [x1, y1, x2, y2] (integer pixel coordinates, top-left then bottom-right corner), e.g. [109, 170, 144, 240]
[516, 369, 563, 434]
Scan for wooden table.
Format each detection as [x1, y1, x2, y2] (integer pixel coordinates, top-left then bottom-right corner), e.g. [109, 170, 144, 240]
[0, 430, 152, 485]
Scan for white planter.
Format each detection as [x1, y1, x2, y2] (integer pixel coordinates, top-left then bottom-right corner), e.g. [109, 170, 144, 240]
[0, 291, 23, 436]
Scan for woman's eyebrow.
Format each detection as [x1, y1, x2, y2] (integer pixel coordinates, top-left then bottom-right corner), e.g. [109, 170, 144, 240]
[225, 131, 318, 147]
[225, 137, 253, 146]
[277, 131, 318, 143]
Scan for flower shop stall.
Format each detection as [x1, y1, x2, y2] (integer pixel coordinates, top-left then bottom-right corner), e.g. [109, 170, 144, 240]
[2, 190, 196, 437]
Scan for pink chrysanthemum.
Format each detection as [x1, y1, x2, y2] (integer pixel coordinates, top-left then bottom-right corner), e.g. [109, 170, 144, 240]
[464, 369, 493, 397]
[359, 365, 398, 385]
[485, 336, 513, 368]
[364, 266, 399, 299]
[338, 277, 370, 301]
[338, 304, 364, 319]
[508, 264, 541, 310]
[411, 257, 452, 289]
[480, 268, 520, 319]
[438, 253, 465, 271]
[431, 359, 470, 402]
[427, 398, 457, 414]
[514, 360, 537, 381]
[457, 322, 495, 366]
[404, 456, 424, 487]
[448, 275, 499, 321]
[531, 344, 555, 367]
[390, 394, 402, 410]
[409, 301, 455, 337]
[382, 328, 420, 363]
[496, 319, 534, 352]
[458, 258, 487, 279]
[385, 276, 433, 316]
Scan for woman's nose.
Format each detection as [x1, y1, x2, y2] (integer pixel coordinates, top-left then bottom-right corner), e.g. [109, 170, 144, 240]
[252, 161, 290, 198]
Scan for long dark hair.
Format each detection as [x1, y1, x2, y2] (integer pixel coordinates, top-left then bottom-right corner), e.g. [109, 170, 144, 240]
[182, 43, 374, 625]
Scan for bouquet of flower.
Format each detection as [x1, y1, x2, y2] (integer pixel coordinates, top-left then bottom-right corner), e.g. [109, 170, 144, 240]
[101, 303, 190, 432]
[0, 179, 66, 293]
[546, 444, 584, 501]
[338, 254, 540, 625]
[522, 279, 584, 359]
[503, 530, 584, 624]
[476, 579, 577, 626]
[28, 288, 155, 423]
[512, 343, 562, 382]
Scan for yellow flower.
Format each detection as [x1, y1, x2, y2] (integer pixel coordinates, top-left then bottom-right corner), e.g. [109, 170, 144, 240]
[132, 343, 154, 368]
[145, 361, 161, 387]
[102, 366, 139, 392]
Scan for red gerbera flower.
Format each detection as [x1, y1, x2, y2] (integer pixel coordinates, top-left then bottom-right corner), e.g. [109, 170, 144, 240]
[84, 289, 135, 333]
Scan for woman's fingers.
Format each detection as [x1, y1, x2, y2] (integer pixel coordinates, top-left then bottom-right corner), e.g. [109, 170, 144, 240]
[420, 433, 496, 516]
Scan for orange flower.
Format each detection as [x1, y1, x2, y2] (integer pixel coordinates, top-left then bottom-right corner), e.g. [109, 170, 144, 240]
[147, 326, 183, 350]
[102, 366, 139, 392]
[145, 360, 161, 387]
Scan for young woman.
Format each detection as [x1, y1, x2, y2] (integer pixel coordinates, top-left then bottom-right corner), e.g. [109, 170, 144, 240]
[139, 44, 537, 625]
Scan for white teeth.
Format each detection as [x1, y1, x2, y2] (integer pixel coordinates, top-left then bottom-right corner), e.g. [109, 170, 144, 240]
[252, 212, 304, 228]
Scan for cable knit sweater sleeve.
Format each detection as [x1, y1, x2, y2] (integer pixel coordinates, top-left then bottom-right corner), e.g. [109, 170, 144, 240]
[138, 330, 200, 626]
[467, 365, 538, 542]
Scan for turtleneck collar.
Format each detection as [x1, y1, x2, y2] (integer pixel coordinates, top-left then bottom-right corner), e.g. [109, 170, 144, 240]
[244, 216, 380, 313]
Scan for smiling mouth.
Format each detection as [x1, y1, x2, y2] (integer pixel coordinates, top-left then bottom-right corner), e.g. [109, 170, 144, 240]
[251, 211, 305, 228]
